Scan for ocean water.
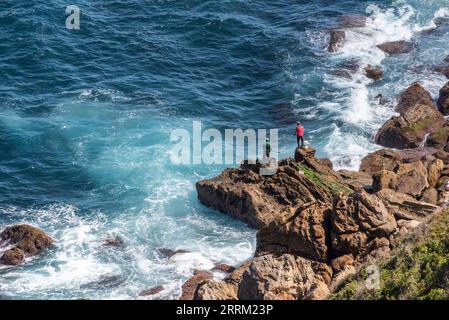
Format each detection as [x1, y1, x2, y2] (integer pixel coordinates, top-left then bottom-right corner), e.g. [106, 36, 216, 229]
[0, 0, 448, 299]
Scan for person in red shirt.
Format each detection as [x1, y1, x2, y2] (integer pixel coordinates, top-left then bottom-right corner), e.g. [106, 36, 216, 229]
[296, 121, 304, 148]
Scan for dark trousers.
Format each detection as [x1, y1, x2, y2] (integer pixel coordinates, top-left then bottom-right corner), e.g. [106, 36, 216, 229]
[297, 136, 304, 148]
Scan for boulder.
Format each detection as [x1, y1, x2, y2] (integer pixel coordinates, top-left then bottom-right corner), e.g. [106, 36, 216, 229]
[395, 83, 435, 114]
[331, 192, 397, 257]
[328, 29, 346, 53]
[139, 286, 164, 297]
[377, 41, 415, 55]
[433, 65, 449, 79]
[395, 162, 429, 197]
[372, 170, 398, 193]
[376, 189, 439, 221]
[179, 270, 213, 300]
[359, 149, 402, 175]
[364, 65, 383, 81]
[0, 224, 53, 266]
[437, 82, 449, 115]
[237, 254, 316, 300]
[375, 104, 445, 149]
[256, 203, 331, 261]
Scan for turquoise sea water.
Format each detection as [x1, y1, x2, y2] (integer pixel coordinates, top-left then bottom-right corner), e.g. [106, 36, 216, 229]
[0, 0, 449, 299]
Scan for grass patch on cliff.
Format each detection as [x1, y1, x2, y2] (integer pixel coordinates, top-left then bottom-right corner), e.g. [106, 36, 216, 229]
[294, 163, 352, 196]
[331, 209, 449, 300]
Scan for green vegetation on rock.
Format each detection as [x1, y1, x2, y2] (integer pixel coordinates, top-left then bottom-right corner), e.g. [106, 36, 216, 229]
[294, 163, 353, 196]
[331, 209, 449, 300]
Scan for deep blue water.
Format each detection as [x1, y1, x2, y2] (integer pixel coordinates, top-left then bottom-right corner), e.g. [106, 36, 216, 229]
[1, 0, 448, 299]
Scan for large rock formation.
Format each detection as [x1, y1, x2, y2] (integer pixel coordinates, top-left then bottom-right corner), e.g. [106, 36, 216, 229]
[375, 103, 444, 149]
[360, 149, 402, 175]
[0, 224, 53, 266]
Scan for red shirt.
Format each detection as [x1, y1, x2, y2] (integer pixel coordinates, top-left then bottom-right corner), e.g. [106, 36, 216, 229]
[296, 125, 304, 137]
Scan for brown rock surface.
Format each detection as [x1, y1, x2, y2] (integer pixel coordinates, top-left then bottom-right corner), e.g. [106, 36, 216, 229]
[438, 82, 449, 115]
[375, 104, 444, 149]
[0, 224, 53, 266]
[179, 270, 213, 300]
[395, 162, 429, 197]
[377, 41, 415, 54]
[364, 65, 383, 81]
[237, 254, 316, 300]
[372, 170, 398, 193]
[359, 149, 402, 175]
[395, 83, 435, 114]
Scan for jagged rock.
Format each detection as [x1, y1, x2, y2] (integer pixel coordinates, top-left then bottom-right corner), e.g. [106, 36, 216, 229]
[338, 14, 367, 28]
[212, 263, 236, 273]
[427, 158, 444, 187]
[196, 152, 343, 229]
[330, 254, 354, 273]
[395, 83, 435, 114]
[331, 192, 397, 257]
[395, 162, 429, 197]
[256, 203, 331, 261]
[328, 29, 346, 53]
[438, 82, 449, 115]
[375, 104, 445, 149]
[179, 270, 213, 300]
[364, 65, 383, 81]
[433, 65, 449, 79]
[195, 261, 251, 300]
[0, 224, 53, 266]
[376, 189, 439, 221]
[157, 248, 189, 258]
[396, 219, 421, 230]
[360, 149, 402, 175]
[237, 254, 316, 300]
[421, 188, 439, 204]
[103, 236, 125, 248]
[312, 262, 333, 285]
[372, 170, 398, 193]
[377, 41, 415, 54]
[139, 286, 164, 297]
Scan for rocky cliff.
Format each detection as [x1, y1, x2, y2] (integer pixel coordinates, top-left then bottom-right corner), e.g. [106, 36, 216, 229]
[188, 19, 449, 300]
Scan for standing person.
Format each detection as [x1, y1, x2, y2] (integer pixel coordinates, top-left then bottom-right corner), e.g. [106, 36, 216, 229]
[264, 138, 271, 158]
[296, 121, 304, 148]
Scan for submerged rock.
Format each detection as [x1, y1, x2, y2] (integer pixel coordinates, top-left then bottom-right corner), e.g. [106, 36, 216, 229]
[0, 224, 53, 266]
[364, 65, 383, 81]
[377, 41, 415, 55]
[433, 65, 449, 79]
[328, 29, 346, 53]
[337, 14, 367, 28]
[139, 286, 164, 297]
[157, 248, 190, 259]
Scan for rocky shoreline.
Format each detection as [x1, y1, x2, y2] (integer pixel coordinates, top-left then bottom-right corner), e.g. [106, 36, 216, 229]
[184, 16, 449, 300]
